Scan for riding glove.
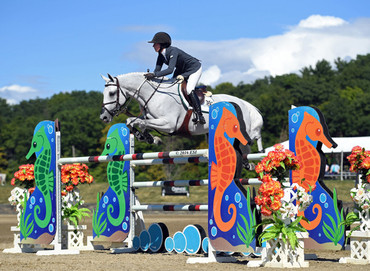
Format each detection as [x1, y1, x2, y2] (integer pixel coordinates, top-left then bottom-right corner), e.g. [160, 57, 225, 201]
[144, 73, 155, 80]
[176, 75, 184, 83]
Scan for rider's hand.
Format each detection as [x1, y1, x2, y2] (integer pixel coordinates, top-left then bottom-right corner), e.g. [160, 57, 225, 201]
[144, 73, 155, 80]
[176, 75, 184, 83]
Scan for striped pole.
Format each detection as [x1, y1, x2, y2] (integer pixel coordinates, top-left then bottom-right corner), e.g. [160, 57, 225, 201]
[58, 151, 266, 165]
[58, 149, 208, 165]
[133, 178, 261, 188]
[131, 156, 208, 166]
[132, 204, 208, 212]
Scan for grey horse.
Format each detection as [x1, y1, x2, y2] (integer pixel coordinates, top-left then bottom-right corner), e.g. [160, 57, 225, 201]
[100, 72, 264, 153]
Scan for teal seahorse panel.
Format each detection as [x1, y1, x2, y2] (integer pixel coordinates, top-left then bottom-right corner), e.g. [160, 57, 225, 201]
[21, 121, 56, 244]
[93, 123, 131, 242]
[289, 106, 344, 250]
[208, 102, 256, 253]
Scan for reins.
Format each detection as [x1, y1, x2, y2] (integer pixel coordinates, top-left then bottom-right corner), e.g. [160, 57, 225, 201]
[102, 75, 179, 121]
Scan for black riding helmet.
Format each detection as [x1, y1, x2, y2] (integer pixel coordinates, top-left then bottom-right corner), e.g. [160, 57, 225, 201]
[148, 32, 171, 48]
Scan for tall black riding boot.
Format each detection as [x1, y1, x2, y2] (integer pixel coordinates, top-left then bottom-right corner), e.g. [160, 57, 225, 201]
[189, 91, 206, 124]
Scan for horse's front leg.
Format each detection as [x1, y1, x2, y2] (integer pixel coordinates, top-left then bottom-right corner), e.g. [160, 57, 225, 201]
[128, 117, 174, 134]
[127, 117, 171, 144]
[126, 117, 147, 142]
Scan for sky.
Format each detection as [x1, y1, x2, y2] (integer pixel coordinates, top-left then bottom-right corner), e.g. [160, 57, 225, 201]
[1, 0, 370, 104]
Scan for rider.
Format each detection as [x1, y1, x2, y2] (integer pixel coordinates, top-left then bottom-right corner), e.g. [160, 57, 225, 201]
[145, 32, 206, 125]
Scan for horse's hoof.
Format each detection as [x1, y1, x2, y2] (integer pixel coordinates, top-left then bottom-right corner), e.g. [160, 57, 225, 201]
[153, 136, 163, 145]
[245, 162, 255, 171]
[198, 115, 206, 124]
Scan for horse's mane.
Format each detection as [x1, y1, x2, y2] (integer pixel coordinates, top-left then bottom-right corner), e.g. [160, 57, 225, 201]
[116, 72, 176, 88]
[116, 72, 145, 78]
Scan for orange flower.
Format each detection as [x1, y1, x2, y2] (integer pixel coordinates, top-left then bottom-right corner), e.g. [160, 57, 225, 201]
[261, 205, 272, 216]
[71, 177, 79, 186]
[362, 157, 370, 169]
[255, 195, 262, 206]
[261, 174, 273, 183]
[86, 175, 94, 184]
[66, 185, 74, 192]
[273, 143, 284, 151]
[255, 163, 264, 174]
[28, 187, 35, 194]
[351, 146, 363, 154]
[270, 200, 282, 211]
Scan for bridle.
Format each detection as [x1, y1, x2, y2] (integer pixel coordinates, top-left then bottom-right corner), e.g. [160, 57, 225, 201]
[101, 76, 143, 118]
[102, 76, 179, 120]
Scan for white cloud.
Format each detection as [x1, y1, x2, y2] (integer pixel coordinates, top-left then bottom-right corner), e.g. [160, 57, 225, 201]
[0, 84, 39, 104]
[298, 15, 348, 29]
[0, 84, 37, 93]
[201, 65, 221, 85]
[130, 15, 370, 87]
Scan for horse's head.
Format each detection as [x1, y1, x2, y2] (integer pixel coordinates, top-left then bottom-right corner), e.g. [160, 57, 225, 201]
[100, 74, 128, 123]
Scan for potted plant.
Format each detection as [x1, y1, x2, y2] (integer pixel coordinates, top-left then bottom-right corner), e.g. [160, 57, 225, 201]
[340, 146, 370, 264]
[254, 144, 312, 268]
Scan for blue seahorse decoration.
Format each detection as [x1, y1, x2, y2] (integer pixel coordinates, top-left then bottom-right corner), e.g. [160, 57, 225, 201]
[21, 121, 56, 244]
[208, 102, 257, 253]
[289, 106, 344, 250]
[93, 123, 130, 242]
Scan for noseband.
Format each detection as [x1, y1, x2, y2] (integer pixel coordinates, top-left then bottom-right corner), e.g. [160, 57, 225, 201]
[101, 77, 135, 118]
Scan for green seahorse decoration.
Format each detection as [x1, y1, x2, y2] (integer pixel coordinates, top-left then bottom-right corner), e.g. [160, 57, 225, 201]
[26, 127, 54, 228]
[102, 128, 128, 227]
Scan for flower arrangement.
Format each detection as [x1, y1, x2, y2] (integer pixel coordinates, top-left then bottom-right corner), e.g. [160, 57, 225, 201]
[347, 146, 370, 183]
[61, 163, 94, 193]
[10, 163, 93, 226]
[342, 146, 370, 235]
[10, 164, 35, 192]
[254, 144, 312, 249]
[61, 163, 93, 226]
[350, 184, 370, 210]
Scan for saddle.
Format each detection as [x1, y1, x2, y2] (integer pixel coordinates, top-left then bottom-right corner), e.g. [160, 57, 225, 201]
[181, 81, 208, 105]
[176, 82, 211, 135]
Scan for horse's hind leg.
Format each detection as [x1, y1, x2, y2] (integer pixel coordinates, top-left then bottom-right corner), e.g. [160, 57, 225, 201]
[257, 137, 264, 153]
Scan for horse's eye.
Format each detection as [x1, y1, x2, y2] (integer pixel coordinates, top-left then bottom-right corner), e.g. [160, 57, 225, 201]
[109, 91, 116, 97]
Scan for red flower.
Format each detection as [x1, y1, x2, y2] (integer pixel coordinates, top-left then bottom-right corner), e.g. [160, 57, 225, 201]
[28, 187, 35, 194]
[261, 205, 272, 216]
[270, 200, 282, 211]
[362, 157, 370, 169]
[273, 143, 284, 151]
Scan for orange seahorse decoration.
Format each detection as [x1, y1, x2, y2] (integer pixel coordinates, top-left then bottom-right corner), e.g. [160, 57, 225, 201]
[292, 111, 336, 230]
[211, 107, 248, 232]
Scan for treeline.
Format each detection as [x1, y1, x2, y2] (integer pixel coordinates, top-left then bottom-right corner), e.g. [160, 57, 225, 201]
[1, 53, 370, 182]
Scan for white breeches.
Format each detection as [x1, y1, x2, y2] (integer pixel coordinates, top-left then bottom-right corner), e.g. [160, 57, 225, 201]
[186, 66, 202, 94]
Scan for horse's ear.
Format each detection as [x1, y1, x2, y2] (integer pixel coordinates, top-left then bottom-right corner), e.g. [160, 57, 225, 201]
[101, 74, 110, 83]
[107, 73, 114, 82]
